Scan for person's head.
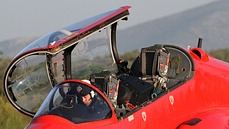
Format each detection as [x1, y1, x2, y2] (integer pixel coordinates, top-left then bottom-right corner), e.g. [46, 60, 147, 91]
[76, 85, 94, 106]
[81, 93, 92, 106]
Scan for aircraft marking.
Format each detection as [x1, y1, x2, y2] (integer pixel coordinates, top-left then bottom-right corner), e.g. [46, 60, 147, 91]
[142, 112, 147, 121]
[169, 95, 174, 105]
[128, 115, 134, 122]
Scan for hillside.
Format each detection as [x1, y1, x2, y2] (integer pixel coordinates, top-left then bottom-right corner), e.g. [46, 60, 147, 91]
[117, 0, 229, 53]
[0, 37, 38, 58]
[1, 0, 229, 57]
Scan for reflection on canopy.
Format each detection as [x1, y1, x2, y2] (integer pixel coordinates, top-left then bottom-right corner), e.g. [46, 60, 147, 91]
[9, 54, 52, 113]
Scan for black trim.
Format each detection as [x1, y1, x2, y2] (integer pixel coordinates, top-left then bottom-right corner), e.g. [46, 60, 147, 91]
[3, 51, 50, 117]
[47, 53, 57, 86]
[64, 45, 75, 79]
[176, 118, 201, 128]
[111, 23, 120, 64]
[163, 44, 195, 71]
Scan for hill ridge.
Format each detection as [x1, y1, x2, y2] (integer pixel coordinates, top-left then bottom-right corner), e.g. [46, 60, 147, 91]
[1, 0, 229, 57]
[117, 0, 229, 53]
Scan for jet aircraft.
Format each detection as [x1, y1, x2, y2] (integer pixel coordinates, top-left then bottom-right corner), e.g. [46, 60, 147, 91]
[3, 6, 229, 129]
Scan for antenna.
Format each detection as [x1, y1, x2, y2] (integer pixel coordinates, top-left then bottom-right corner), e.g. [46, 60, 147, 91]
[197, 38, 202, 48]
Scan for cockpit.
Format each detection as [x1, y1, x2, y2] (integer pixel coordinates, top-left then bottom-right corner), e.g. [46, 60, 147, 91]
[34, 80, 112, 124]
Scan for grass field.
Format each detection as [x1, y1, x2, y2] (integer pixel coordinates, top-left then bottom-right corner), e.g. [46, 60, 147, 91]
[0, 95, 31, 129]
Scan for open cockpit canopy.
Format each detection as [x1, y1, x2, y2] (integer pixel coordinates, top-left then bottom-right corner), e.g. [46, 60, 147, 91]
[3, 6, 130, 117]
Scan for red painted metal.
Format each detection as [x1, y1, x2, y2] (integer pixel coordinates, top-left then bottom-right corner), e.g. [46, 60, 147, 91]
[26, 49, 229, 129]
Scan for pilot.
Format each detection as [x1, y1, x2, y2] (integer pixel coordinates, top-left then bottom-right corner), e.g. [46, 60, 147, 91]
[48, 84, 111, 123]
[76, 85, 95, 106]
[75, 85, 110, 119]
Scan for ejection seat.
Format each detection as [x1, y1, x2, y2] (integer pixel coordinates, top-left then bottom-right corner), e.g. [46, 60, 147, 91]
[130, 44, 195, 90]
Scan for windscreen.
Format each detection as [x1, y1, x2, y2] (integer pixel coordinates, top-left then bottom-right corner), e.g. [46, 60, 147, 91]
[6, 54, 52, 113]
[71, 27, 118, 80]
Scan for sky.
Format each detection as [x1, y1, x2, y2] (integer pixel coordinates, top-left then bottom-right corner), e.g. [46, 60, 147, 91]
[0, 0, 217, 42]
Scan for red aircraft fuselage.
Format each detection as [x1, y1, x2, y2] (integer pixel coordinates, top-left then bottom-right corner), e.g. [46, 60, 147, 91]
[3, 6, 229, 129]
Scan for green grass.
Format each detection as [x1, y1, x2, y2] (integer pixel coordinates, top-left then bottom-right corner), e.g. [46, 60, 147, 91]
[0, 95, 31, 129]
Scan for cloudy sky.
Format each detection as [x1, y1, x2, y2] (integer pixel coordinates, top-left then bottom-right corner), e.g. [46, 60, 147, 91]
[0, 0, 217, 41]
